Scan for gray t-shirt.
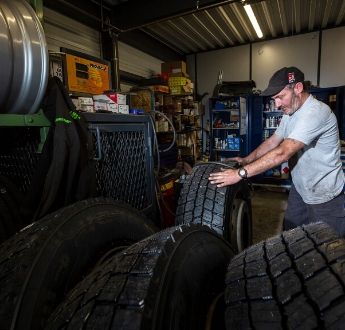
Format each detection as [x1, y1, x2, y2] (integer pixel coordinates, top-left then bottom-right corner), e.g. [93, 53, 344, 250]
[275, 95, 344, 204]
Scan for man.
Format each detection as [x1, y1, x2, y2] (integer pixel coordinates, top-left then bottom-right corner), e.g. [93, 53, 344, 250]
[209, 66, 345, 235]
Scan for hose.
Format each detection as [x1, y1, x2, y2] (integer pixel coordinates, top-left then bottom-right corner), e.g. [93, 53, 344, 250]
[151, 110, 176, 153]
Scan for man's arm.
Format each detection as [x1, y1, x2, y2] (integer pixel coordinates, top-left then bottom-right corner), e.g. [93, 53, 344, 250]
[243, 133, 284, 164]
[228, 133, 283, 165]
[209, 138, 304, 187]
[245, 138, 303, 177]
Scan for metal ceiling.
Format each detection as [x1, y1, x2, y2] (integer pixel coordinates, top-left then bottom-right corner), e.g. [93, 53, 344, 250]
[138, 0, 345, 56]
[44, 0, 345, 60]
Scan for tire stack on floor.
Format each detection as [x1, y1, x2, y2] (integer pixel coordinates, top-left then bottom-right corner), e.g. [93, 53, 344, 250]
[0, 164, 345, 329]
[0, 198, 156, 330]
[45, 224, 233, 330]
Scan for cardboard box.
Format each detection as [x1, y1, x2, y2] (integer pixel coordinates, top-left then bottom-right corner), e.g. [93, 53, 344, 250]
[71, 98, 79, 108]
[168, 76, 193, 95]
[71, 97, 94, 112]
[108, 103, 119, 112]
[170, 85, 193, 95]
[93, 101, 108, 112]
[149, 85, 170, 94]
[161, 61, 187, 75]
[227, 137, 240, 151]
[106, 92, 127, 105]
[118, 104, 129, 114]
[130, 90, 152, 113]
[78, 97, 94, 105]
[168, 76, 189, 87]
[230, 110, 240, 122]
[155, 120, 169, 132]
[93, 94, 118, 113]
[79, 105, 94, 112]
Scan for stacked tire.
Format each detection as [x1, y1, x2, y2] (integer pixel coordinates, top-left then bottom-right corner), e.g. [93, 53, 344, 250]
[176, 163, 252, 253]
[0, 198, 156, 330]
[2, 170, 345, 329]
[45, 224, 234, 330]
[224, 222, 345, 329]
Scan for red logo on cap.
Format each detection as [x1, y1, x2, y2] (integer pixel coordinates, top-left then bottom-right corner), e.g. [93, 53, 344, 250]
[288, 72, 295, 83]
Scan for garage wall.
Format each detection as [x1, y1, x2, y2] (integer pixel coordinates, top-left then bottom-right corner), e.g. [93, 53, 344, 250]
[43, 7, 162, 86]
[320, 27, 345, 87]
[195, 45, 250, 99]
[117, 42, 161, 79]
[189, 26, 345, 99]
[252, 32, 319, 91]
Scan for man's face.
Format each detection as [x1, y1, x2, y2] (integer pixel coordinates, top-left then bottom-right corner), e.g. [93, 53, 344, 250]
[272, 84, 301, 115]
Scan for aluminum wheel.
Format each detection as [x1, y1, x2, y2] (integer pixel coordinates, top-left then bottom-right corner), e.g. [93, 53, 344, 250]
[0, 0, 48, 114]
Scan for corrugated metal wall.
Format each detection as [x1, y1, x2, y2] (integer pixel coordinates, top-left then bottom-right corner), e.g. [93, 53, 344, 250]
[44, 7, 101, 58]
[118, 41, 161, 79]
[43, 7, 162, 87]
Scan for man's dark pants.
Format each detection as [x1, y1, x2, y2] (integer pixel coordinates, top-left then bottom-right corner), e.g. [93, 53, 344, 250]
[284, 184, 345, 236]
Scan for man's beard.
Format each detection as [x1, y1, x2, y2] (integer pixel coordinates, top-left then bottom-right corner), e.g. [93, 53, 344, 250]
[286, 92, 300, 115]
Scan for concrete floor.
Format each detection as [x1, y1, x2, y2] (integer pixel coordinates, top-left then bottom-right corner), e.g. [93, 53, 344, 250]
[251, 187, 289, 244]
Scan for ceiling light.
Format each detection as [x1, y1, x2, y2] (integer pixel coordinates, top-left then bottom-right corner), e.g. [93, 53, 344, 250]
[244, 4, 263, 39]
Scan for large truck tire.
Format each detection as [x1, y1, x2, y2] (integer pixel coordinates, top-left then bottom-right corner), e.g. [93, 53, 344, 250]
[46, 224, 234, 330]
[0, 197, 156, 330]
[176, 163, 252, 252]
[225, 222, 345, 329]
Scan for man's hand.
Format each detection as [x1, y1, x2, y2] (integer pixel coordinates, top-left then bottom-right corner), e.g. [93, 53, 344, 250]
[208, 168, 241, 187]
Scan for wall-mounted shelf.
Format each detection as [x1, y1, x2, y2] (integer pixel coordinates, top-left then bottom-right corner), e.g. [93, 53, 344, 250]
[209, 96, 247, 161]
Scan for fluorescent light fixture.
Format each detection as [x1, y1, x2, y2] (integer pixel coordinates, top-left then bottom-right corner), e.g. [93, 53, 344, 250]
[244, 4, 263, 38]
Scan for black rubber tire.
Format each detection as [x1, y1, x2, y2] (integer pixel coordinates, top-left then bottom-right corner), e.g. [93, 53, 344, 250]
[0, 197, 157, 330]
[225, 221, 345, 329]
[46, 224, 234, 330]
[0, 176, 24, 243]
[175, 163, 252, 252]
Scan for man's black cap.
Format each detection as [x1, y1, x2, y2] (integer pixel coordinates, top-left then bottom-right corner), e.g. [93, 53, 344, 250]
[261, 67, 305, 96]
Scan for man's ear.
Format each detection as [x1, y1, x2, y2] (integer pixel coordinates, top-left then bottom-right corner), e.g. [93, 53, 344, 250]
[294, 82, 304, 94]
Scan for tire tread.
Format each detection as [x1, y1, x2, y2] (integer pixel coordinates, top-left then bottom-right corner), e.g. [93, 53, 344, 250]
[225, 222, 345, 329]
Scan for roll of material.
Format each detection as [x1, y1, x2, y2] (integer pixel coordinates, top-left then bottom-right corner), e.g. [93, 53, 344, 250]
[0, 0, 48, 114]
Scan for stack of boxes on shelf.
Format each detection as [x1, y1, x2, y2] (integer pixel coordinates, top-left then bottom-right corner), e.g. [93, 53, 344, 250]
[71, 92, 129, 114]
[227, 137, 240, 151]
[93, 92, 128, 113]
[161, 61, 193, 96]
[74, 97, 94, 112]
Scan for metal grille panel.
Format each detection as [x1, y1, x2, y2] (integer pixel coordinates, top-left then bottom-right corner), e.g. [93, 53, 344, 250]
[92, 130, 150, 210]
[0, 128, 41, 192]
[85, 113, 155, 212]
[0, 114, 155, 213]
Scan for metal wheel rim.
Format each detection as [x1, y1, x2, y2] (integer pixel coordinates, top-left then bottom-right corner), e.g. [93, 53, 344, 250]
[0, 0, 48, 114]
[236, 199, 245, 252]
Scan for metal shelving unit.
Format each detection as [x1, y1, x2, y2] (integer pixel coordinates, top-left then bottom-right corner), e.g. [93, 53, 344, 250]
[209, 96, 247, 161]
